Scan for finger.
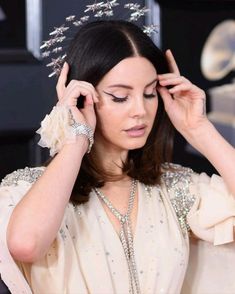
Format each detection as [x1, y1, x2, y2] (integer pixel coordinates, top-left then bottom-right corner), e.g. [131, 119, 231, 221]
[159, 77, 189, 87]
[80, 96, 96, 126]
[56, 62, 69, 100]
[60, 84, 95, 107]
[168, 83, 192, 94]
[158, 73, 184, 80]
[165, 49, 180, 76]
[157, 85, 173, 111]
[68, 80, 99, 104]
[64, 82, 94, 100]
[58, 79, 99, 109]
[84, 93, 94, 106]
[79, 81, 99, 103]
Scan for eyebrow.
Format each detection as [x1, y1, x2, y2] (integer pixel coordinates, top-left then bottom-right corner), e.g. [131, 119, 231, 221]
[107, 78, 158, 89]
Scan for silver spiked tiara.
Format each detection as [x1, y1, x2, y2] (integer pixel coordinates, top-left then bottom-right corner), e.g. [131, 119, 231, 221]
[40, 1, 158, 78]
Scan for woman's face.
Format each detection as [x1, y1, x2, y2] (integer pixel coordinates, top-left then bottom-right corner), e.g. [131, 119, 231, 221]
[95, 56, 158, 153]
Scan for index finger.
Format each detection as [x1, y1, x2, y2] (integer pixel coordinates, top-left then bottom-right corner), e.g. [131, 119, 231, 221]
[56, 62, 69, 100]
[165, 49, 180, 76]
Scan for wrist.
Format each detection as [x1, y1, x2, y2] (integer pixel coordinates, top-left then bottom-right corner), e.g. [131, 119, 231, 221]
[37, 105, 94, 156]
[69, 121, 94, 153]
[182, 119, 216, 153]
[63, 135, 89, 157]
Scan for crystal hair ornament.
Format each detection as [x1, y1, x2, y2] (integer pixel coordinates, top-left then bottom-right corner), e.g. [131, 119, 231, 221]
[40, 0, 158, 78]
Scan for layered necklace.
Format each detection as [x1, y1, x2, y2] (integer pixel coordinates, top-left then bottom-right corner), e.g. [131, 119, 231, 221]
[94, 179, 141, 294]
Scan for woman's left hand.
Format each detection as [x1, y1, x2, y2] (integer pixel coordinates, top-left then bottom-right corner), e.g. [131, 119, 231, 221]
[157, 50, 208, 136]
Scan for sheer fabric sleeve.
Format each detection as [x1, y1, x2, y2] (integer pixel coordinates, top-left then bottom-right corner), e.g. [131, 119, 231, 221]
[182, 173, 235, 294]
[162, 163, 235, 245]
[188, 172, 235, 245]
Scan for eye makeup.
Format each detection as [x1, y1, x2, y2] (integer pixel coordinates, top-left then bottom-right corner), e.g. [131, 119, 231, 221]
[103, 91, 157, 103]
[103, 91, 128, 103]
[144, 93, 157, 99]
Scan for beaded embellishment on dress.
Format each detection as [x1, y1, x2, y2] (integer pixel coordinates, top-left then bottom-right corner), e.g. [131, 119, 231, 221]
[0, 167, 44, 187]
[162, 163, 196, 235]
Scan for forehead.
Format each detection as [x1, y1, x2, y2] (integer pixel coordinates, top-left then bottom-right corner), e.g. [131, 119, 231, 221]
[98, 57, 157, 87]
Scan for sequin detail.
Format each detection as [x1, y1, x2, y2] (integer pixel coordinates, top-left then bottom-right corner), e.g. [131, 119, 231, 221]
[0, 167, 44, 187]
[144, 185, 153, 198]
[162, 163, 196, 234]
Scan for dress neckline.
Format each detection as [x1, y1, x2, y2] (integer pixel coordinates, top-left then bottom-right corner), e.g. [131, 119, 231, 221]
[92, 181, 142, 246]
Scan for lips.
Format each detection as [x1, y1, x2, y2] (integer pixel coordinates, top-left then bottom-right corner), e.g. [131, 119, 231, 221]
[125, 124, 147, 137]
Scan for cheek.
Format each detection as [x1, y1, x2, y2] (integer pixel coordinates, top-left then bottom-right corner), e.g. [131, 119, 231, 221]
[95, 105, 123, 133]
[148, 98, 159, 118]
[154, 98, 159, 111]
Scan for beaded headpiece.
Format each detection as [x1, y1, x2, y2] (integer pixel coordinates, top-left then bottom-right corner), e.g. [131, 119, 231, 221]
[40, 0, 158, 78]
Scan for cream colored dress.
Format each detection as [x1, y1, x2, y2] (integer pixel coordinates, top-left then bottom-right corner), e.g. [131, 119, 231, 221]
[0, 164, 235, 294]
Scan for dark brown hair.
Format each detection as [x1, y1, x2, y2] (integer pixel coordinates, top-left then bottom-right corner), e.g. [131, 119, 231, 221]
[63, 20, 174, 204]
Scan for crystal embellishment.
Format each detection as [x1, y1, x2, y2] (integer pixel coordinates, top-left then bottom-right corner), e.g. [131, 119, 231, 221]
[143, 25, 159, 37]
[84, 2, 105, 13]
[41, 0, 158, 78]
[49, 25, 70, 37]
[162, 163, 196, 234]
[66, 15, 76, 22]
[0, 167, 44, 187]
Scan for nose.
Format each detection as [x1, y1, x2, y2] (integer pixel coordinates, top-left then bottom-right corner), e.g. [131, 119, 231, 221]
[130, 96, 147, 118]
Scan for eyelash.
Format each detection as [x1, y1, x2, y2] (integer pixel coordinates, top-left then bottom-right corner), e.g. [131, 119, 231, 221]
[144, 93, 156, 99]
[110, 93, 157, 103]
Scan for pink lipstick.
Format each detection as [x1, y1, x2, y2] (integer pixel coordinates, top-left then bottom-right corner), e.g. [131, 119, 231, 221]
[125, 124, 146, 137]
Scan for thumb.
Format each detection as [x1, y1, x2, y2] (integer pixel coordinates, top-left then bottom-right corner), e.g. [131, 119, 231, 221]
[81, 96, 96, 128]
[157, 85, 173, 112]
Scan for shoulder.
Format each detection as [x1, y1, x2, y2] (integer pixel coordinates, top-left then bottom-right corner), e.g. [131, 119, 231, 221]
[160, 163, 197, 234]
[0, 166, 45, 187]
[161, 162, 194, 189]
[0, 167, 45, 238]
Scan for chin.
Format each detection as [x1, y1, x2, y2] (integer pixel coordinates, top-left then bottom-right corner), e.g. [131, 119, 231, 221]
[125, 138, 147, 150]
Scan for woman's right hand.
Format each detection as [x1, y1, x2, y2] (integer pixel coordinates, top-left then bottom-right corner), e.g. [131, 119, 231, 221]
[56, 62, 98, 130]
[7, 62, 99, 263]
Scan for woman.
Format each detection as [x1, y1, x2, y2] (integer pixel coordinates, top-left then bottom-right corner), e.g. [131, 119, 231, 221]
[1, 20, 235, 294]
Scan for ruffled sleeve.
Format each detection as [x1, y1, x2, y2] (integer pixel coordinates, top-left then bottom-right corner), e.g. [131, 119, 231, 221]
[188, 172, 235, 245]
[0, 167, 44, 294]
[36, 105, 79, 156]
[162, 163, 235, 245]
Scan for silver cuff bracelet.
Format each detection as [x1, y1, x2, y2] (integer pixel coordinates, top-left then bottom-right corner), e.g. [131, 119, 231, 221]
[70, 122, 94, 153]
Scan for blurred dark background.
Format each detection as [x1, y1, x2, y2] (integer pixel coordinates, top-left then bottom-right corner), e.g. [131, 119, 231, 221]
[0, 0, 235, 290]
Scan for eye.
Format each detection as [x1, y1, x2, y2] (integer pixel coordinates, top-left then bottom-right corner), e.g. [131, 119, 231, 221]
[112, 96, 128, 103]
[144, 93, 157, 99]
[103, 91, 128, 103]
